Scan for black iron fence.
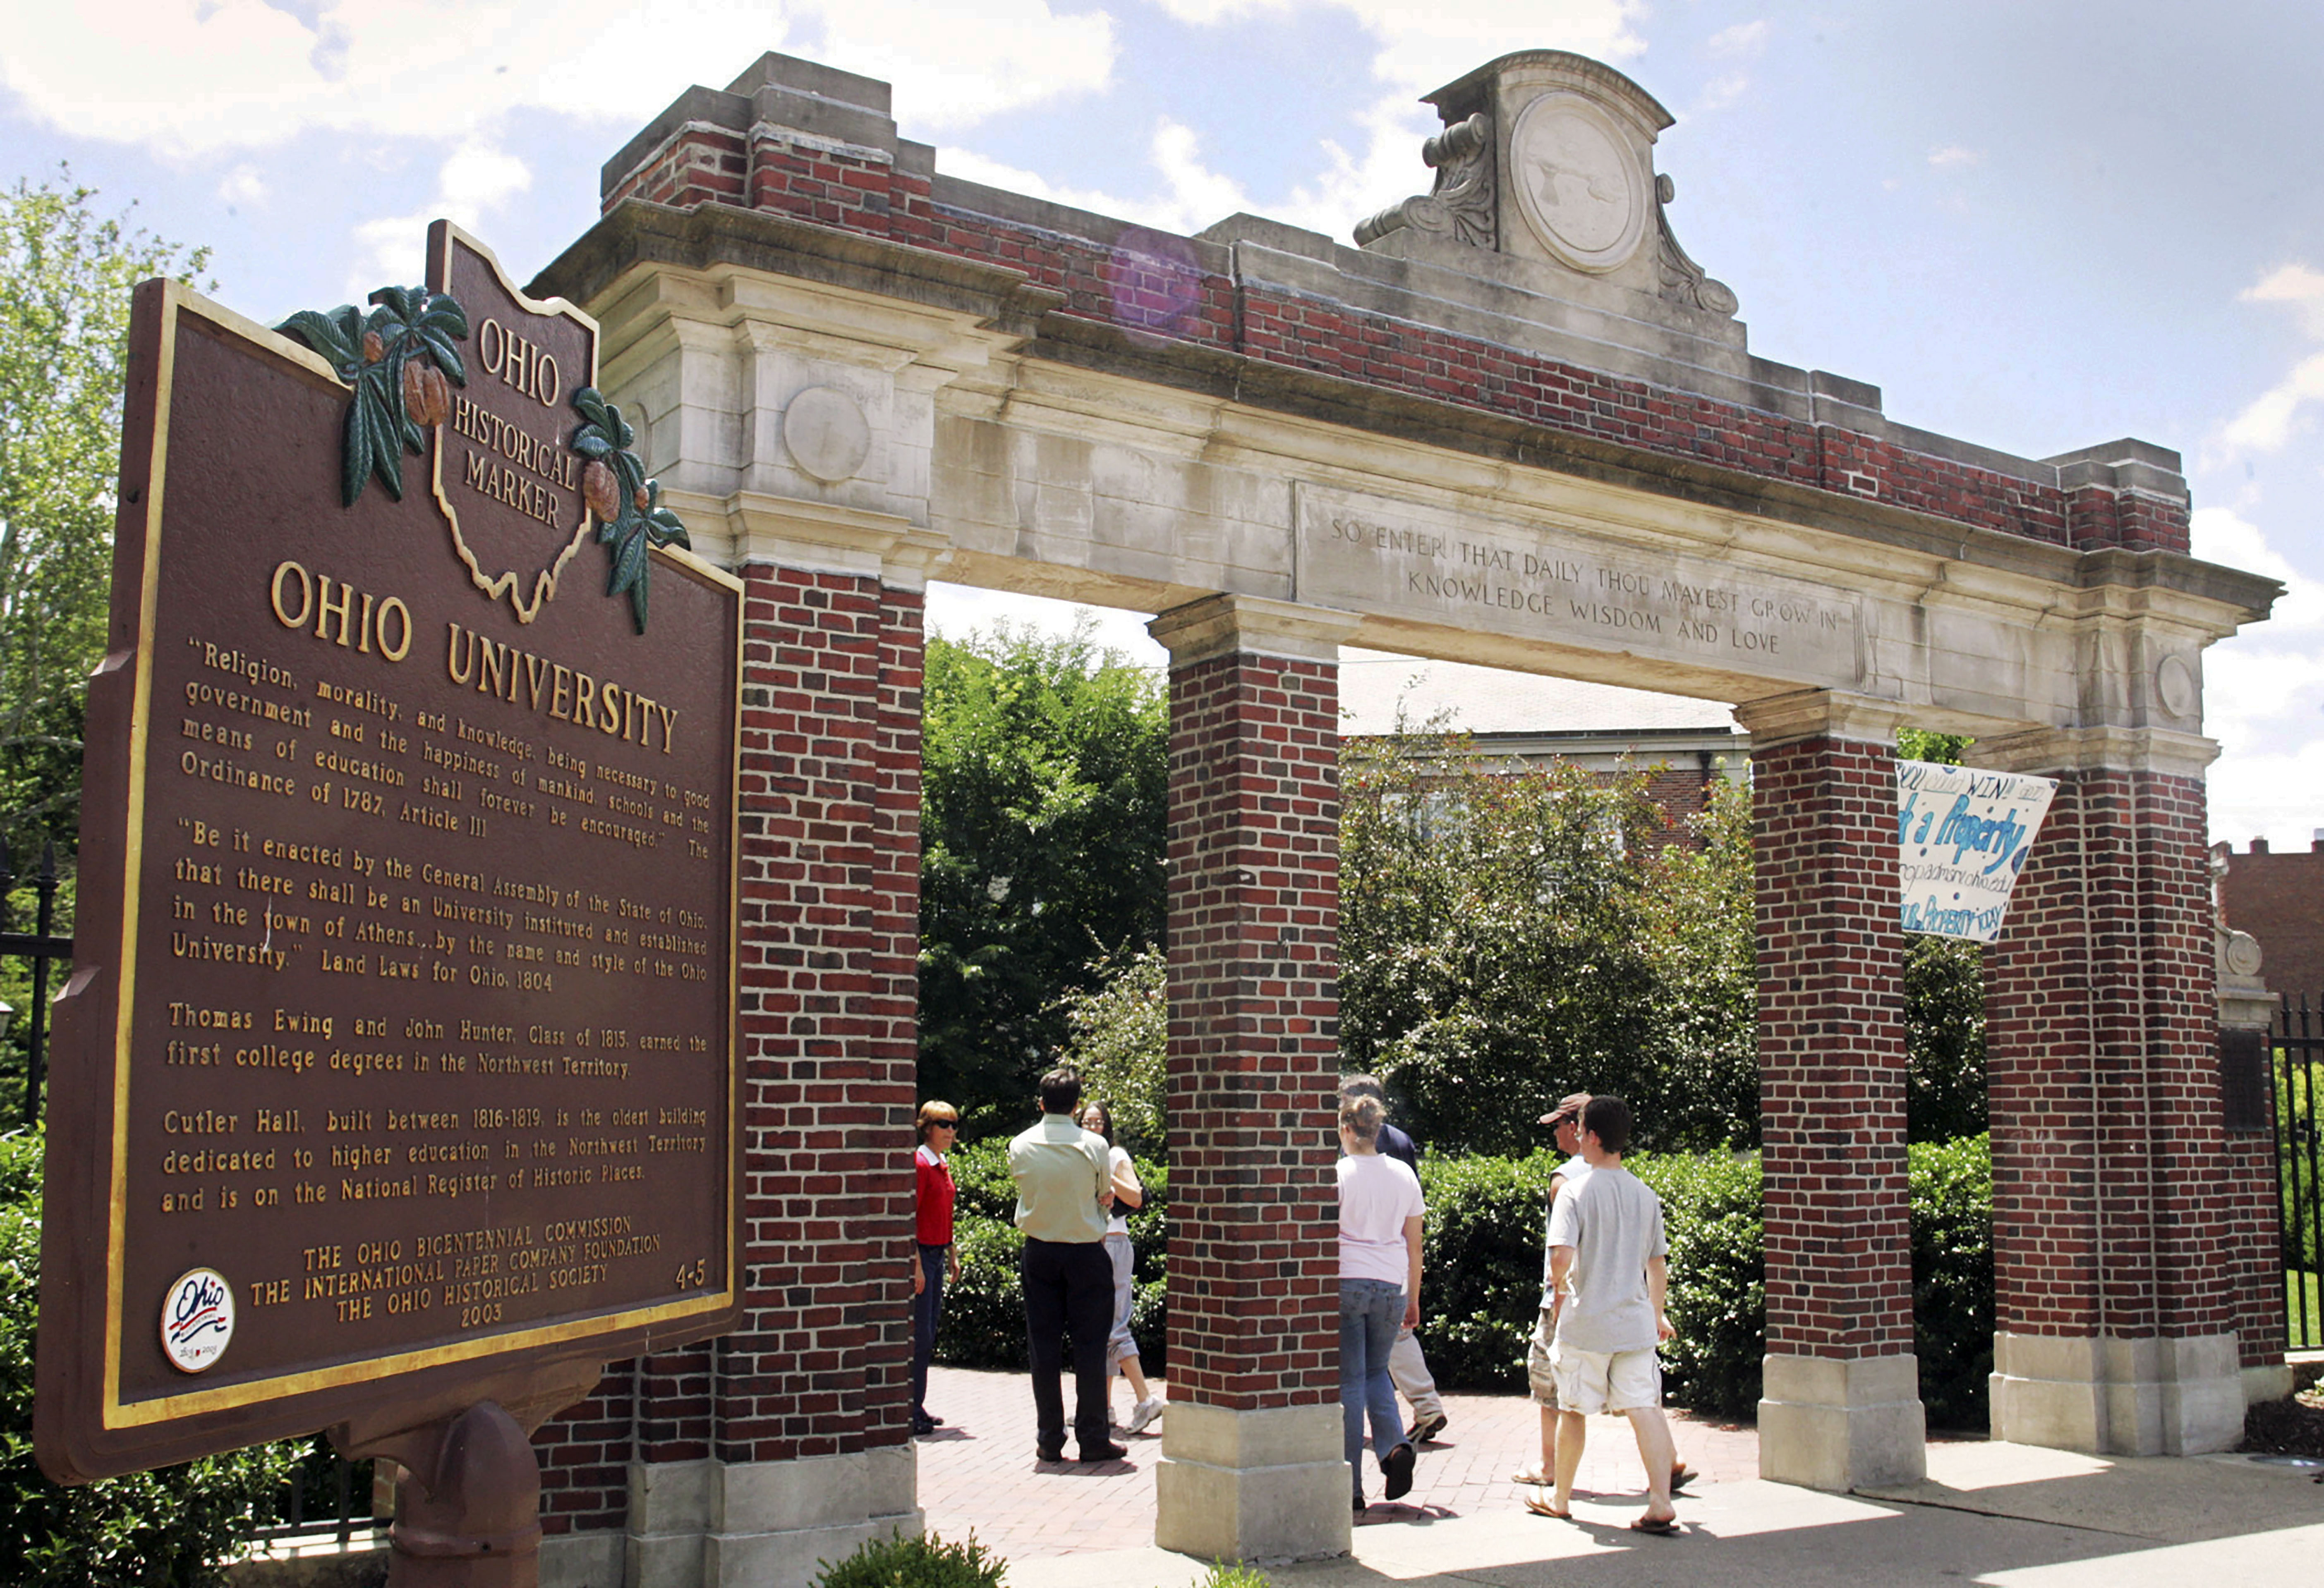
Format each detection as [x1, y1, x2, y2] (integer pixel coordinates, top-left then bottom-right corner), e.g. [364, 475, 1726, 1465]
[0, 841, 72, 1129]
[2276, 994, 2324, 1350]
[0, 846, 383, 1548]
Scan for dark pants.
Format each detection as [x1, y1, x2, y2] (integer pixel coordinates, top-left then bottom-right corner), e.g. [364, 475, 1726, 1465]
[1021, 1237, 1114, 1454]
[912, 1244, 946, 1421]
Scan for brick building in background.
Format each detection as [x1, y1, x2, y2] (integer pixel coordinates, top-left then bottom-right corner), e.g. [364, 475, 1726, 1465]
[2216, 834, 2324, 1000]
[1338, 651, 1747, 837]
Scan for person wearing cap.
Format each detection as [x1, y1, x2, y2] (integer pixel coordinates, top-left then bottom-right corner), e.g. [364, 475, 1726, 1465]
[1515, 1092, 1694, 1495]
[911, 1100, 963, 1437]
[1512, 1092, 1593, 1485]
[1527, 1094, 1682, 1535]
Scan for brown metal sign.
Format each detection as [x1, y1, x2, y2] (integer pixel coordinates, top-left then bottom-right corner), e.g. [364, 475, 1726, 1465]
[36, 225, 741, 1482]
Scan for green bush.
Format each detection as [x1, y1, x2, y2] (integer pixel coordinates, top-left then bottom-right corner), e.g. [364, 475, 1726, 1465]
[815, 1529, 1005, 1587]
[930, 1134, 1994, 1428]
[0, 1130, 302, 1586]
[1910, 1134, 1994, 1429]
[934, 1138, 1168, 1373]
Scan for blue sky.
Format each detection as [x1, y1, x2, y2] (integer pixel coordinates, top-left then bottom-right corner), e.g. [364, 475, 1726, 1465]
[6, 1, 2321, 846]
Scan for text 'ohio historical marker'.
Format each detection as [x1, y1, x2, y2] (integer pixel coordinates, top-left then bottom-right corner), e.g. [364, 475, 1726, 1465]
[37, 224, 741, 1485]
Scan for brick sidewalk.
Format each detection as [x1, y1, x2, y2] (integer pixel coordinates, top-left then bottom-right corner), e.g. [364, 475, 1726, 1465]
[916, 1364, 1760, 1559]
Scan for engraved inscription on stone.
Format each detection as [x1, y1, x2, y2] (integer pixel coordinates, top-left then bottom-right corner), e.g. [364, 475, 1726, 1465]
[1293, 483, 1864, 688]
[1509, 92, 1644, 272]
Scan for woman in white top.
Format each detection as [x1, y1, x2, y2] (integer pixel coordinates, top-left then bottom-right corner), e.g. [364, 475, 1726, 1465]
[1337, 1093, 1424, 1513]
[1081, 1103, 1164, 1435]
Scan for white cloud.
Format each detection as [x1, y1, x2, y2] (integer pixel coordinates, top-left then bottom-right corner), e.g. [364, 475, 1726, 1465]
[2216, 263, 2324, 454]
[2244, 262, 2324, 338]
[1707, 19, 1770, 57]
[1695, 73, 1750, 113]
[2192, 505, 2324, 847]
[347, 141, 531, 294]
[1927, 144, 1982, 168]
[1152, 0, 1645, 98]
[0, 0, 1115, 157]
[216, 164, 267, 206]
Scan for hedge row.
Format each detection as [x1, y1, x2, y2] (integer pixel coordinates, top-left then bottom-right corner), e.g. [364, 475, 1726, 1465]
[936, 1134, 1994, 1428]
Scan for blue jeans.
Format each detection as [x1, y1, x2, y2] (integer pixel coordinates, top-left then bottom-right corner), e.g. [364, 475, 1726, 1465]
[1340, 1278, 1406, 1500]
[912, 1244, 946, 1421]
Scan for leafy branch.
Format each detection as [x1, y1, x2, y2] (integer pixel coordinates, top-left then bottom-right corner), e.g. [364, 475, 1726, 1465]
[277, 286, 468, 507]
[571, 387, 689, 633]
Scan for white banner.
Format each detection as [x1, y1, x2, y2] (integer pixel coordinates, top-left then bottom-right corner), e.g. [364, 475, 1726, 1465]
[1895, 760, 2059, 942]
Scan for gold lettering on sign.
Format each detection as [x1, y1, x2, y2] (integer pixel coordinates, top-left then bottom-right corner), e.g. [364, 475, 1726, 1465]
[443, 624, 679, 753]
[476, 318, 562, 407]
[269, 561, 413, 661]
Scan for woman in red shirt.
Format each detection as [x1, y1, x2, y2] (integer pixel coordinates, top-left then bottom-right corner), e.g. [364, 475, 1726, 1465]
[912, 1100, 961, 1436]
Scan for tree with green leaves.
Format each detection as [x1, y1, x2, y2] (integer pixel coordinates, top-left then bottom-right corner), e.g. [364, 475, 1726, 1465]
[917, 621, 1167, 1126]
[0, 172, 208, 860]
[1337, 734, 1761, 1155]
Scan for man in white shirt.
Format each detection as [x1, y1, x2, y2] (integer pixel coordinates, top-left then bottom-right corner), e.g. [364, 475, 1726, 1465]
[1538, 1095, 1681, 1535]
[1007, 1067, 1121, 1464]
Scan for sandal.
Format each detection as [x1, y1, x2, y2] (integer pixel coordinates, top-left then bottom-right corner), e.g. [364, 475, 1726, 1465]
[1630, 1515, 1681, 1536]
[1522, 1493, 1573, 1520]
[1511, 1462, 1553, 1485]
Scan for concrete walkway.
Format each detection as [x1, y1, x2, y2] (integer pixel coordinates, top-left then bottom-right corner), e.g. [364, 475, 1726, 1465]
[918, 1366, 2324, 1586]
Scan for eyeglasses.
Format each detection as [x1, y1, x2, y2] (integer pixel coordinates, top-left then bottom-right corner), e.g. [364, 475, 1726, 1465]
[930, 1121, 958, 1130]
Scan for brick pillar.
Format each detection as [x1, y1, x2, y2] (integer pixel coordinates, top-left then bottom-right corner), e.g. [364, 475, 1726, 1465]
[1733, 691, 1926, 1491]
[544, 545, 927, 1587]
[1145, 595, 1359, 1562]
[1978, 728, 2258, 1454]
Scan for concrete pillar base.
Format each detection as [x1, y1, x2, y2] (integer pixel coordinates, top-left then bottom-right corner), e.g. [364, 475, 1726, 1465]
[2245, 1362, 2295, 1405]
[1989, 1331, 2245, 1455]
[1757, 1352, 1926, 1491]
[1153, 1402, 1350, 1562]
[617, 1447, 921, 1588]
[541, 1531, 624, 1588]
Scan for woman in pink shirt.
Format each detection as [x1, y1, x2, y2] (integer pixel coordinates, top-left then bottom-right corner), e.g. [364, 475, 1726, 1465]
[912, 1100, 961, 1436]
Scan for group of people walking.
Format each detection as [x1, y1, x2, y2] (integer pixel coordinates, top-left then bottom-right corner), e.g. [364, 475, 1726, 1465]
[912, 1067, 1685, 1534]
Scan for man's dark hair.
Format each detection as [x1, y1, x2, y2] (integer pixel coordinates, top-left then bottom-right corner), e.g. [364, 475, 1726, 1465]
[1038, 1067, 1083, 1114]
[1338, 1073, 1384, 1104]
[1581, 1094, 1633, 1155]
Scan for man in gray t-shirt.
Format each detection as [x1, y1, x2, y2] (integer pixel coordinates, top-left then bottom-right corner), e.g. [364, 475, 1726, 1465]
[1533, 1095, 1681, 1535]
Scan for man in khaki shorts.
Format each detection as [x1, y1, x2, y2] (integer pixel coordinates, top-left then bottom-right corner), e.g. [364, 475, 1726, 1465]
[1516, 1094, 1690, 1496]
[1529, 1095, 1682, 1535]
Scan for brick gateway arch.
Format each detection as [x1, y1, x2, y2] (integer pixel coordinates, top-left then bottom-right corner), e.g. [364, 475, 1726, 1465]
[520, 49, 2283, 1581]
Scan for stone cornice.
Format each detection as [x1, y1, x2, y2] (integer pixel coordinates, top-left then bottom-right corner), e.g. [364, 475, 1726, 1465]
[1970, 725, 2220, 780]
[1148, 595, 1362, 667]
[1731, 689, 1910, 748]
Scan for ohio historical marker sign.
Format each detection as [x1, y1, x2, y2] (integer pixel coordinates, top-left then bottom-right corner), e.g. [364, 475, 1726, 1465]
[36, 225, 741, 1481]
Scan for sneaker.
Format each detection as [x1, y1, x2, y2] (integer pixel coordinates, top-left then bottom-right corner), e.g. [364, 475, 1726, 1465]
[1126, 1396, 1165, 1435]
[1381, 1440, 1415, 1501]
[1406, 1411, 1448, 1445]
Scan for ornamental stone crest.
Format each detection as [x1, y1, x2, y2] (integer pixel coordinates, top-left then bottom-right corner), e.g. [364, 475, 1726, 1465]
[1356, 50, 1737, 320]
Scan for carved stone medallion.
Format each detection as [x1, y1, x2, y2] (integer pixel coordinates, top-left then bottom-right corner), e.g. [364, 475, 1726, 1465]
[1508, 91, 1647, 273]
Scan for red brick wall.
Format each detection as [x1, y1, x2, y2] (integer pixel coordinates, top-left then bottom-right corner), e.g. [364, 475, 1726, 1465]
[2218, 843, 2324, 1001]
[1753, 732, 1914, 1360]
[536, 564, 923, 1521]
[1987, 769, 2278, 1366]
[601, 123, 2185, 556]
[1162, 651, 1342, 1411]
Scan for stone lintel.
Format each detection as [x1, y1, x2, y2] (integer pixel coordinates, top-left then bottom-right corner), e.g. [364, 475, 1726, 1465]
[1153, 1402, 1350, 1562]
[622, 1448, 920, 1588]
[1730, 688, 1909, 750]
[1971, 725, 2219, 781]
[1989, 1331, 2245, 1456]
[1148, 594, 1361, 669]
[704, 490, 951, 588]
[1757, 1352, 1927, 1491]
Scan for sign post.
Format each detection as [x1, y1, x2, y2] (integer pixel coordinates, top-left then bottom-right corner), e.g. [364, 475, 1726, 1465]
[36, 225, 741, 1585]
